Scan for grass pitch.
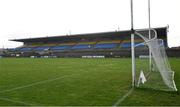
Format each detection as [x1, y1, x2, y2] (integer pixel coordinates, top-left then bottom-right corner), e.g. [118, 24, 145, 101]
[0, 58, 179, 106]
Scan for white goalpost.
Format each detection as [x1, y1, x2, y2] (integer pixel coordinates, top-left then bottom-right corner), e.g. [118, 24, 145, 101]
[130, 0, 177, 91]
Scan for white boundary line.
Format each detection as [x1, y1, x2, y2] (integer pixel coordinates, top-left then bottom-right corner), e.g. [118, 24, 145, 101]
[0, 97, 35, 105]
[0, 73, 81, 93]
[113, 88, 134, 106]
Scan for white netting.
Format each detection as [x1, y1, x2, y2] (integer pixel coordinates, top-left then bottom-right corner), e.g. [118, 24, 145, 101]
[135, 29, 177, 91]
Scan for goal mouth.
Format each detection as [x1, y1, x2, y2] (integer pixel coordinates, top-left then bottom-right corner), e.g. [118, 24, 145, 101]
[133, 29, 177, 91]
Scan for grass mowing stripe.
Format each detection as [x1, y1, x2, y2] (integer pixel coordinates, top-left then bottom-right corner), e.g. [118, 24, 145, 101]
[0, 97, 35, 106]
[0, 73, 82, 94]
[113, 88, 134, 106]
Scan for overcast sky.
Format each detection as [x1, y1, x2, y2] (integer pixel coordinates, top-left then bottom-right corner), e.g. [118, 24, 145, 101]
[0, 0, 179, 48]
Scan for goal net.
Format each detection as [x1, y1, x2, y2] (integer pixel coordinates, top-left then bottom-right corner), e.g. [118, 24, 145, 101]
[134, 29, 177, 91]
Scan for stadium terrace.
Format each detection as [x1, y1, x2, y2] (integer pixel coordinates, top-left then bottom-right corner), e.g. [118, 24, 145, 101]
[6, 27, 169, 58]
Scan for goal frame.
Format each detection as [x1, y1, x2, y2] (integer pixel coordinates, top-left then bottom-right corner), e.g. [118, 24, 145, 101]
[130, 0, 155, 87]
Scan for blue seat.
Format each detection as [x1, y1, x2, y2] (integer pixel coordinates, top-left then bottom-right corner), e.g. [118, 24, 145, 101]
[51, 45, 71, 50]
[14, 48, 22, 51]
[71, 44, 91, 49]
[19, 47, 32, 52]
[121, 42, 145, 48]
[121, 43, 131, 48]
[34, 46, 50, 51]
[95, 43, 117, 49]
[8, 48, 16, 51]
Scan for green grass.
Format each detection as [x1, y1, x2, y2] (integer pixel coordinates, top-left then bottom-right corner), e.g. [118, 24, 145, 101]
[0, 58, 179, 106]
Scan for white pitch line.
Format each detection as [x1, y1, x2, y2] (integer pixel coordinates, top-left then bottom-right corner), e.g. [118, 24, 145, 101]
[0, 97, 35, 106]
[0, 73, 81, 93]
[113, 88, 134, 106]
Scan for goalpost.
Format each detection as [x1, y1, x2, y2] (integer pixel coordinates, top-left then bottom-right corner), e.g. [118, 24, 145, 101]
[130, 0, 177, 91]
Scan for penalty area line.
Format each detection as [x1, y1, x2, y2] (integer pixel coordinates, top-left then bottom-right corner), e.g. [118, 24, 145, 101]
[0, 97, 35, 106]
[113, 88, 134, 106]
[0, 73, 81, 94]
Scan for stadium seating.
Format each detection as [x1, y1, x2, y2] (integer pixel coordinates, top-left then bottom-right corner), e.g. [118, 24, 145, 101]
[78, 42, 96, 45]
[120, 39, 145, 48]
[120, 42, 131, 48]
[34, 46, 50, 51]
[121, 42, 146, 48]
[71, 44, 92, 49]
[19, 47, 32, 52]
[58, 42, 77, 46]
[8, 48, 15, 51]
[6, 48, 16, 52]
[95, 43, 118, 49]
[51, 45, 71, 50]
[14, 39, 147, 52]
[98, 40, 121, 44]
[14, 48, 22, 51]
